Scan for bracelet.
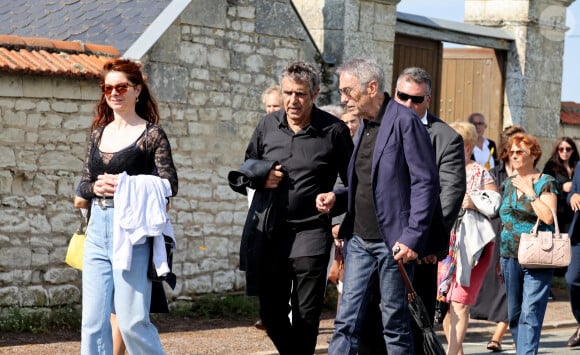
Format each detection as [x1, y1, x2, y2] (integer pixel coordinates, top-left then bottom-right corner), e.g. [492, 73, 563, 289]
[527, 194, 538, 202]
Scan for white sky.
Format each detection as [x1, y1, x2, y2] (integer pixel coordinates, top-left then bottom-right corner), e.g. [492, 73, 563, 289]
[397, 0, 580, 102]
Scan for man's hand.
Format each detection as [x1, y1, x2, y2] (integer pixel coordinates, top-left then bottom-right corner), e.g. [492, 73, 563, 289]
[331, 224, 340, 239]
[571, 193, 580, 212]
[264, 165, 284, 189]
[392, 242, 418, 263]
[316, 192, 336, 213]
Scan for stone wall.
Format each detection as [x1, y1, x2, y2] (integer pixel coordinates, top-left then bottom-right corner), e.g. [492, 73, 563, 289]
[465, 0, 574, 158]
[0, 0, 322, 308]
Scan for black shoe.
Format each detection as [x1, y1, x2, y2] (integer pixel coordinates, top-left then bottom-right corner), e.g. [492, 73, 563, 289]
[567, 327, 580, 347]
[254, 319, 266, 331]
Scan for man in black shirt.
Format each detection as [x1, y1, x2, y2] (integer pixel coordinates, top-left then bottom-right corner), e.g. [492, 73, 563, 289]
[244, 61, 353, 355]
[317, 58, 439, 354]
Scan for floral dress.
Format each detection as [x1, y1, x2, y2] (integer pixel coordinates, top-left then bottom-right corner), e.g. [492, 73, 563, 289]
[437, 163, 494, 303]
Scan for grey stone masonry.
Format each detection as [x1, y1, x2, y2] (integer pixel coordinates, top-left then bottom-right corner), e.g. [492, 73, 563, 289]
[465, 0, 574, 152]
[0, 0, 325, 309]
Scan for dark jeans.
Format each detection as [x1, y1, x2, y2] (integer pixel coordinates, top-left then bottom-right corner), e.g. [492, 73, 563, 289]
[566, 243, 580, 324]
[329, 235, 415, 355]
[258, 254, 329, 355]
[358, 261, 437, 355]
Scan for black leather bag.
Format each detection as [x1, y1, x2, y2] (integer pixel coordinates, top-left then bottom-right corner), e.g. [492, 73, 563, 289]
[147, 236, 173, 281]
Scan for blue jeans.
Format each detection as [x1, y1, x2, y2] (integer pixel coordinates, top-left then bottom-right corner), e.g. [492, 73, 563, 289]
[81, 204, 164, 355]
[500, 257, 553, 355]
[566, 243, 580, 324]
[329, 235, 414, 355]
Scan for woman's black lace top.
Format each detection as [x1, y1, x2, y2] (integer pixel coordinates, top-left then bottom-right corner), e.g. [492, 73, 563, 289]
[78, 124, 178, 199]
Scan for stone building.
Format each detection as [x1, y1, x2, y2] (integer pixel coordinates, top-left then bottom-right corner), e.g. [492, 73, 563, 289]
[0, 0, 575, 311]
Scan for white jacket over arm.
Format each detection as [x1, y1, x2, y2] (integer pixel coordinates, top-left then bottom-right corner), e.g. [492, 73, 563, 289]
[113, 172, 175, 275]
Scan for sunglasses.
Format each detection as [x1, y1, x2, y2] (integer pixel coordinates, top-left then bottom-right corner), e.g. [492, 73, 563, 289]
[559, 147, 573, 153]
[396, 91, 426, 104]
[101, 82, 135, 96]
[510, 150, 529, 157]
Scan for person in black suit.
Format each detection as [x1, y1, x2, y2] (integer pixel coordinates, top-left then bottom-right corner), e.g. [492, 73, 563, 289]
[395, 67, 466, 355]
[468, 113, 498, 170]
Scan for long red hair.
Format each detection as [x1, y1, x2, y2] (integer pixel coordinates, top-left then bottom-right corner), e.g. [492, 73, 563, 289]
[91, 59, 159, 129]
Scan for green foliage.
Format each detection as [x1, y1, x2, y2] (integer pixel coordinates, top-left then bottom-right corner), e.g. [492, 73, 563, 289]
[552, 276, 567, 290]
[0, 306, 82, 333]
[323, 282, 339, 311]
[186, 294, 260, 319]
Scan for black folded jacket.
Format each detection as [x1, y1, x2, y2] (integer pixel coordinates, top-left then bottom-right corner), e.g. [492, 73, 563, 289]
[227, 159, 278, 195]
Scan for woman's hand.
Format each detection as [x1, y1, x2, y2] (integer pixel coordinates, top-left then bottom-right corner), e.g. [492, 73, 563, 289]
[563, 181, 572, 193]
[461, 194, 476, 210]
[93, 173, 118, 197]
[511, 174, 536, 197]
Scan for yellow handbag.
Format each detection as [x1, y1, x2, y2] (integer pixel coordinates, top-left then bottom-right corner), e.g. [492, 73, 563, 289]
[65, 208, 89, 270]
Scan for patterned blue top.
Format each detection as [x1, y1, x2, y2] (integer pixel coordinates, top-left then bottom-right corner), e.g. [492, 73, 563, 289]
[499, 174, 558, 258]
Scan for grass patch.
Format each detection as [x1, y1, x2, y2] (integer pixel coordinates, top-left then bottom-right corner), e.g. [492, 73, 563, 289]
[0, 288, 339, 333]
[185, 293, 260, 319]
[0, 306, 81, 333]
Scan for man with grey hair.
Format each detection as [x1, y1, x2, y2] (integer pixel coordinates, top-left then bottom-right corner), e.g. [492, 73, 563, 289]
[243, 60, 353, 354]
[316, 58, 439, 354]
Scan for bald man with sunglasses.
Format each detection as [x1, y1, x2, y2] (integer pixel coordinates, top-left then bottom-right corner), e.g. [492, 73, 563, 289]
[395, 67, 466, 355]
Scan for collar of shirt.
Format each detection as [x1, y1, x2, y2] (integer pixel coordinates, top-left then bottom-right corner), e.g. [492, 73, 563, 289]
[363, 92, 391, 127]
[420, 111, 429, 126]
[278, 106, 323, 135]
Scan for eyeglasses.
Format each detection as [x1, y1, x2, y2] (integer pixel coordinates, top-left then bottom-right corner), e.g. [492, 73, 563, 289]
[337, 87, 354, 98]
[559, 147, 573, 153]
[509, 150, 529, 157]
[101, 82, 135, 96]
[396, 91, 427, 104]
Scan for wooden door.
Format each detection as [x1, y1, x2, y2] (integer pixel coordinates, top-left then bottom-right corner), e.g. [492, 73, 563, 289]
[440, 48, 506, 144]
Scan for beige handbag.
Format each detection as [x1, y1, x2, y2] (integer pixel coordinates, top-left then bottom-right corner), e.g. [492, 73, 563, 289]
[518, 208, 571, 268]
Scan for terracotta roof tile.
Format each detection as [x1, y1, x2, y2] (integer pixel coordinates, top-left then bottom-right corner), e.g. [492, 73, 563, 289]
[561, 101, 580, 125]
[0, 35, 119, 78]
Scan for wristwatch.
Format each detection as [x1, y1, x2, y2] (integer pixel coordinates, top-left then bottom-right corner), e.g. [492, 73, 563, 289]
[528, 194, 538, 202]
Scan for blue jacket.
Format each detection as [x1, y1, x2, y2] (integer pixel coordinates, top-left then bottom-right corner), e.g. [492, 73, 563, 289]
[336, 98, 440, 256]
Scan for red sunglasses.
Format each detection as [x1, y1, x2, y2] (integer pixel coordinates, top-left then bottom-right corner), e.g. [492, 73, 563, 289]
[100, 82, 135, 96]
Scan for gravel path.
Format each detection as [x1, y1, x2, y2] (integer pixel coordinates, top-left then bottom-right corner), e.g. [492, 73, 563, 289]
[0, 292, 575, 355]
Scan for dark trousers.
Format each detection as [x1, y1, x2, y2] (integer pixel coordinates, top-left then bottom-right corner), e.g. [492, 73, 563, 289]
[411, 263, 437, 355]
[566, 243, 580, 324]
[358, 263, 437, 355]
[258, 254, 330, 355]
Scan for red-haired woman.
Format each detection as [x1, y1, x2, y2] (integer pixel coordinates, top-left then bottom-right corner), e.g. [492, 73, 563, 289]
[499, 133, 557, 353]
[77, 59, 177, 354]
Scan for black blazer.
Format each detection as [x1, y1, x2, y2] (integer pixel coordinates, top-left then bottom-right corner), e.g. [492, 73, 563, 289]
[228, 159, 279, 296]
[424, 113, 466, 258]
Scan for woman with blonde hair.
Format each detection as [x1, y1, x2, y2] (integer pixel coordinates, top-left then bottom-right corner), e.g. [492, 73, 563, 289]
[438, 122, 499, 355]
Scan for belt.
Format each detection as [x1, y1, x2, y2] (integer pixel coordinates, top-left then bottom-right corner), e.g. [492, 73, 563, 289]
[94, 197, 114, 208]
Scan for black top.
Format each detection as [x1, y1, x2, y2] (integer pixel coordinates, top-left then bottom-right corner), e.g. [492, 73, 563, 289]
[543, 160, 574, 232]
[78, 124, 178, 199]
[245, 106, 353, 256]
[352, 96, 389, 240]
